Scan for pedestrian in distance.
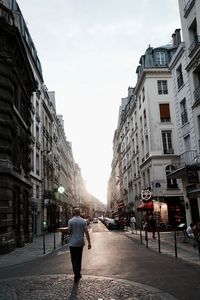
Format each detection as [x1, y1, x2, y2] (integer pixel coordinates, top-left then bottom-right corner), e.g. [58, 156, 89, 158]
[57, 207, 91, 282]
[148, 214, 156, 239]
[186, 223, 199, 248]
[130, 215, 136, 234]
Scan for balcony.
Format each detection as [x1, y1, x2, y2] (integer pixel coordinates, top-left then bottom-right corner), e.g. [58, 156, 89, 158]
[188, 36, 200, 58]
[193, 84, 200, 106]
[184, 0, 195, 18]
[168, 150, 200, 178]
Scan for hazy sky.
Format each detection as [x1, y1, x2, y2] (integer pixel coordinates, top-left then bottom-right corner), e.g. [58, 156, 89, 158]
[17, 0, 181, 204]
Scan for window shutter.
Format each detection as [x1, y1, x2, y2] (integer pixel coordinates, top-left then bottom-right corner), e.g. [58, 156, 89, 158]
[159, 104, 170, 118]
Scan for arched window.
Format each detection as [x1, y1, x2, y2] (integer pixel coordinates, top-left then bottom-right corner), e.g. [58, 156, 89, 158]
[166, 165, 178, 188]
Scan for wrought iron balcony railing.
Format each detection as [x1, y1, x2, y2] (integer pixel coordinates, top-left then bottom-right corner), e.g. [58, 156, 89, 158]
[177, 73, 184, 89]
[188, 36, 200, 58]
[193, 84, 200, 105]
[171, 150, 199, 170]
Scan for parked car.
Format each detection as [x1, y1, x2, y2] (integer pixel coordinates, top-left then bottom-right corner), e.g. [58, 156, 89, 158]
[104, 218, 117, 230]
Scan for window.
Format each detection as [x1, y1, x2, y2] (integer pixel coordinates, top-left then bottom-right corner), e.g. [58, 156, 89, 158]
[193, 69, 200, 104]
[159, 104, 171, 122]
[157, 80, 168, 94]
[198, 115, 200, 152]
[139, 95, 141, 109]
[142, 87, 145, 102]
[36, 185, 39, 198]
[184, 134, 191, 152]
[36, 153, 39, 175]
[143, 109, 147, 126]
[188, 18, 199, 57]
[176, 64, 184, 89]
[162, 131, 174, 154]
[155, 52, 166, 65]
[166, 165, 178, 188]
[180, 98, 188, 125]
[31, 149, 34, 172]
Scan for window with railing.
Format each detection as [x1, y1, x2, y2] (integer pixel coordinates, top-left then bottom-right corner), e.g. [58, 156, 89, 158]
[176, 64, 184, 89]
[180, 98, 188, 125]
[193, 84, 200, 104]
[188, 19, 200, 57]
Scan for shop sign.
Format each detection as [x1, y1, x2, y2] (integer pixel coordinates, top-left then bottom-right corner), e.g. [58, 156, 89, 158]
[44, 198, 50, 206]
[141, 189, 151, 202]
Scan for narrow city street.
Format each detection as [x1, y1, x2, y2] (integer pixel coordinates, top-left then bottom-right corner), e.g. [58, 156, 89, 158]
[0, 222, 200, 299]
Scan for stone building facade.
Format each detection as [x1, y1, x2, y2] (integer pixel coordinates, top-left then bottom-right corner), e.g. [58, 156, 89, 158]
[168, 0, 200, 225]
[0, 3, 37, 253]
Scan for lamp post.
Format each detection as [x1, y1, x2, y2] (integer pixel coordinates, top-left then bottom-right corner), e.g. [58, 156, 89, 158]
[41, 150, 52, 254]
[53, 185, 65, 250]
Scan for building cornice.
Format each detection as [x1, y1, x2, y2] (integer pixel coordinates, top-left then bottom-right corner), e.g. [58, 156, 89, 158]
[134, 68, 171, 94]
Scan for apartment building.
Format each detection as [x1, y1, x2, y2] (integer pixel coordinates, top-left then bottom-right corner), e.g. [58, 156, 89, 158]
[168, 0, 200, 225]
[0, 0, 104, 254]
[134, 39, 186, 226]
[109, 33, 187, 227]
[0, 2, 37, 253]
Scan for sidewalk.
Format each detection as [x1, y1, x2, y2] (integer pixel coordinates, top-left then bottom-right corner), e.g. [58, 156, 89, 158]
[123, 227, 200, 267]
[0, 232, 63, 268]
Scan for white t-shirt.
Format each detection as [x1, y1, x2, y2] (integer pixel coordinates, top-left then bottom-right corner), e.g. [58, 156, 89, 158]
[130, 217, 136, 223]
[186, 226, 194, 238]
[68, 216, 87, 247]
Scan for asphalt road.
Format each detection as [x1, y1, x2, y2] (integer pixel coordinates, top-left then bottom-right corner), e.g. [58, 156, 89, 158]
[1, 221, 200, 299]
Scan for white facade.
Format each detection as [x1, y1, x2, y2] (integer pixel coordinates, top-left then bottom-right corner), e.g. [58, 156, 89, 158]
[168, 0, 200, 225]
[109, 36, 187, 227]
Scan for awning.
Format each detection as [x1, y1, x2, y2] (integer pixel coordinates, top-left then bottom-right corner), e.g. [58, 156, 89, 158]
[137, 201, 154, 211]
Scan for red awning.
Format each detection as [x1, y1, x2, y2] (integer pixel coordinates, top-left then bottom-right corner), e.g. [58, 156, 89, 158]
[137, 201, 154, 211]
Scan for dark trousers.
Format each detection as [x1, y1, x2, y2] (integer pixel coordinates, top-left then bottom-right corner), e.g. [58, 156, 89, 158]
[69, 246, 83, 277]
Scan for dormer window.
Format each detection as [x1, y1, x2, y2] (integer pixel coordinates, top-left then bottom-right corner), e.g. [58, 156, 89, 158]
[155, 51, 166, 65]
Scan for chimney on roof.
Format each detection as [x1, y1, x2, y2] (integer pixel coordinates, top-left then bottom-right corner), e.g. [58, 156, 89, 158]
[172, 29, 181, 47]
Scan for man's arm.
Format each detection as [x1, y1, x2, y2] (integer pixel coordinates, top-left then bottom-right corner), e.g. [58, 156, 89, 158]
[85, 227, 91, 249]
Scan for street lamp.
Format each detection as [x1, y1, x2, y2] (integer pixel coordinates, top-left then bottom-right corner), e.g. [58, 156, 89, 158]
[41, 149, 52, 254]
[53, 185, 65, 249]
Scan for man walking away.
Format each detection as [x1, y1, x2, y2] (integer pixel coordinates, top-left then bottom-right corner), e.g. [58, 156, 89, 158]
[68, 208, 91, 282]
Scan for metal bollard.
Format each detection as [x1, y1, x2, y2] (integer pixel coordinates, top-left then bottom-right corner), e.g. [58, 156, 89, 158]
[174, 230, 178, 259]
[54, 230, 56, 250]
[43, 229, 46, 254]
[145, 228, 148, 248]
[140, 227, 143, 244]
[157, 228, 161, 253]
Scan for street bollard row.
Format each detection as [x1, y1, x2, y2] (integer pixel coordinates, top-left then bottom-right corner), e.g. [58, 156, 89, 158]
[139, 226, 200, 260]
